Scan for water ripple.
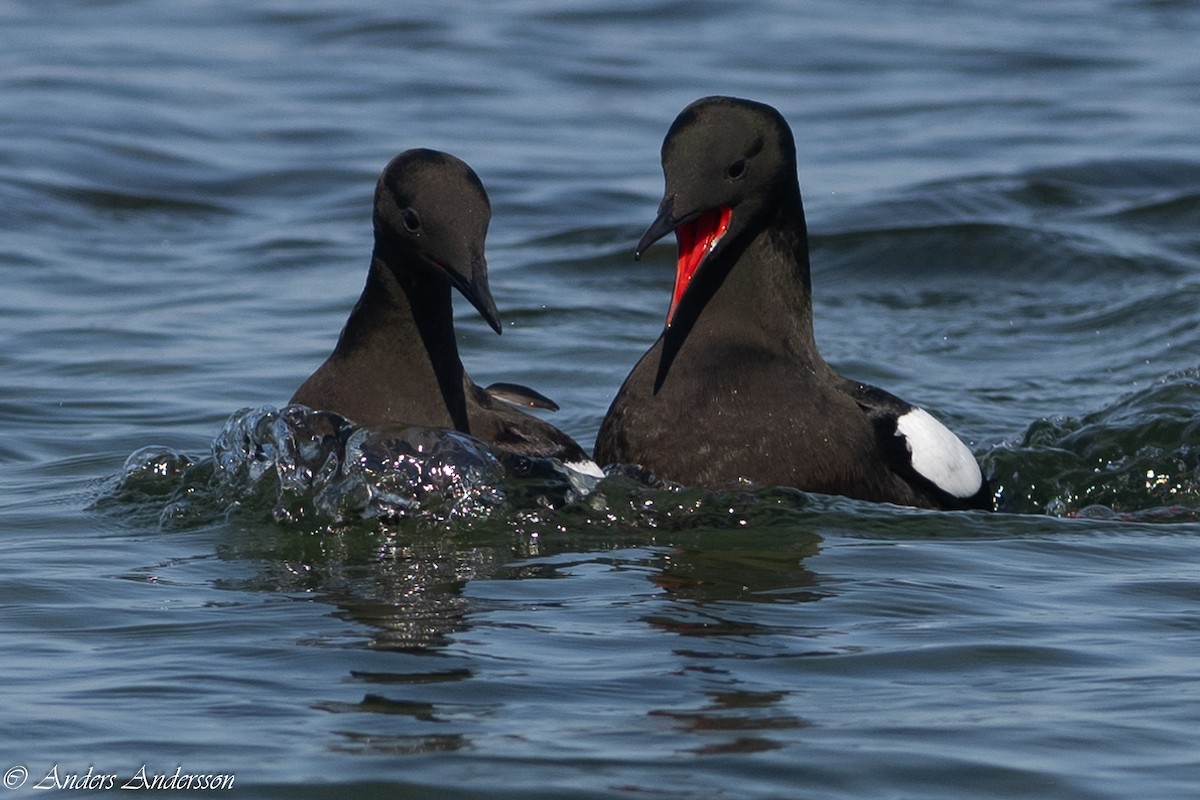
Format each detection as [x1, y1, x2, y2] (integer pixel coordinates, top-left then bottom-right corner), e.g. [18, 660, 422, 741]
[107, 406, 604, 532]
[987, 368, 1200, 518]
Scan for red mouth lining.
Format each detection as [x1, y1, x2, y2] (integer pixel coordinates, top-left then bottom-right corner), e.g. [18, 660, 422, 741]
[668, 207, 731, 325]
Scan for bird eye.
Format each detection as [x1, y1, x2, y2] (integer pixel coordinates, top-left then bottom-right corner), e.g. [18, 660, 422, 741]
[401, 208, 421, 232]
[726, 159, 746, 180]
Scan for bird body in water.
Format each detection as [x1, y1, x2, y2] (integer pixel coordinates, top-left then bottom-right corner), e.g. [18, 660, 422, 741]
[594, 97, 991, 510]
[292, 148, 599, 475]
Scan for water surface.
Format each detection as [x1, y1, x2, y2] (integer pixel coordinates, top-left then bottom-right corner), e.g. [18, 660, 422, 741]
[3, 2, 1200, 798]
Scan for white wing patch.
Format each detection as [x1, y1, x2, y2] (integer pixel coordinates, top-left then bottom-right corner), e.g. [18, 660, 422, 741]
[894, 408, 983, 499]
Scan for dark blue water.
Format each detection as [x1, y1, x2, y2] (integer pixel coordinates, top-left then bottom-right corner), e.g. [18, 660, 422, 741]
[3, 1, 1200, 798]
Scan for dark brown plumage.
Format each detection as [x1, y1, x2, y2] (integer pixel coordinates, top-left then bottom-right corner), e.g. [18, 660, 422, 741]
[292, 149, 595, 469]
[594, 98, 991, 510]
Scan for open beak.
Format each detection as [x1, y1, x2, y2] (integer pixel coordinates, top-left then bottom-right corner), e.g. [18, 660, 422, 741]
[636, 199, 731, 326]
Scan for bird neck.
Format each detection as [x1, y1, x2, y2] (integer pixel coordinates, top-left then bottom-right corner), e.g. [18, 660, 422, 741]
[707, 207, 818, 356]
[656, 194, 824, 390]
[333, 254, 471, 431]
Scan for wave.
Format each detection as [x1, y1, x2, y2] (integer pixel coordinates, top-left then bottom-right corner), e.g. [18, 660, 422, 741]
[986, 368, 1200, 520]
[103, 406, 599, 533]
[100, 369, 1200, 538]
[814, 157, 1200, 283]
[104, 365, 1200, 534]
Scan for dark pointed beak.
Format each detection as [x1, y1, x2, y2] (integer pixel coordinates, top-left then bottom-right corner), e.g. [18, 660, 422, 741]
[443, 257, 502, 335]
[635, 198, 679, 260]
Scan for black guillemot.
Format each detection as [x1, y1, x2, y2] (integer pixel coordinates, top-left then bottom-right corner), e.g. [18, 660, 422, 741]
[593, 97, 991, 510]
[291, 149, 600, 476]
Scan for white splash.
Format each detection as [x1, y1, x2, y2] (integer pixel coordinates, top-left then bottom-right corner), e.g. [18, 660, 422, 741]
[565, 459, 606, 480]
